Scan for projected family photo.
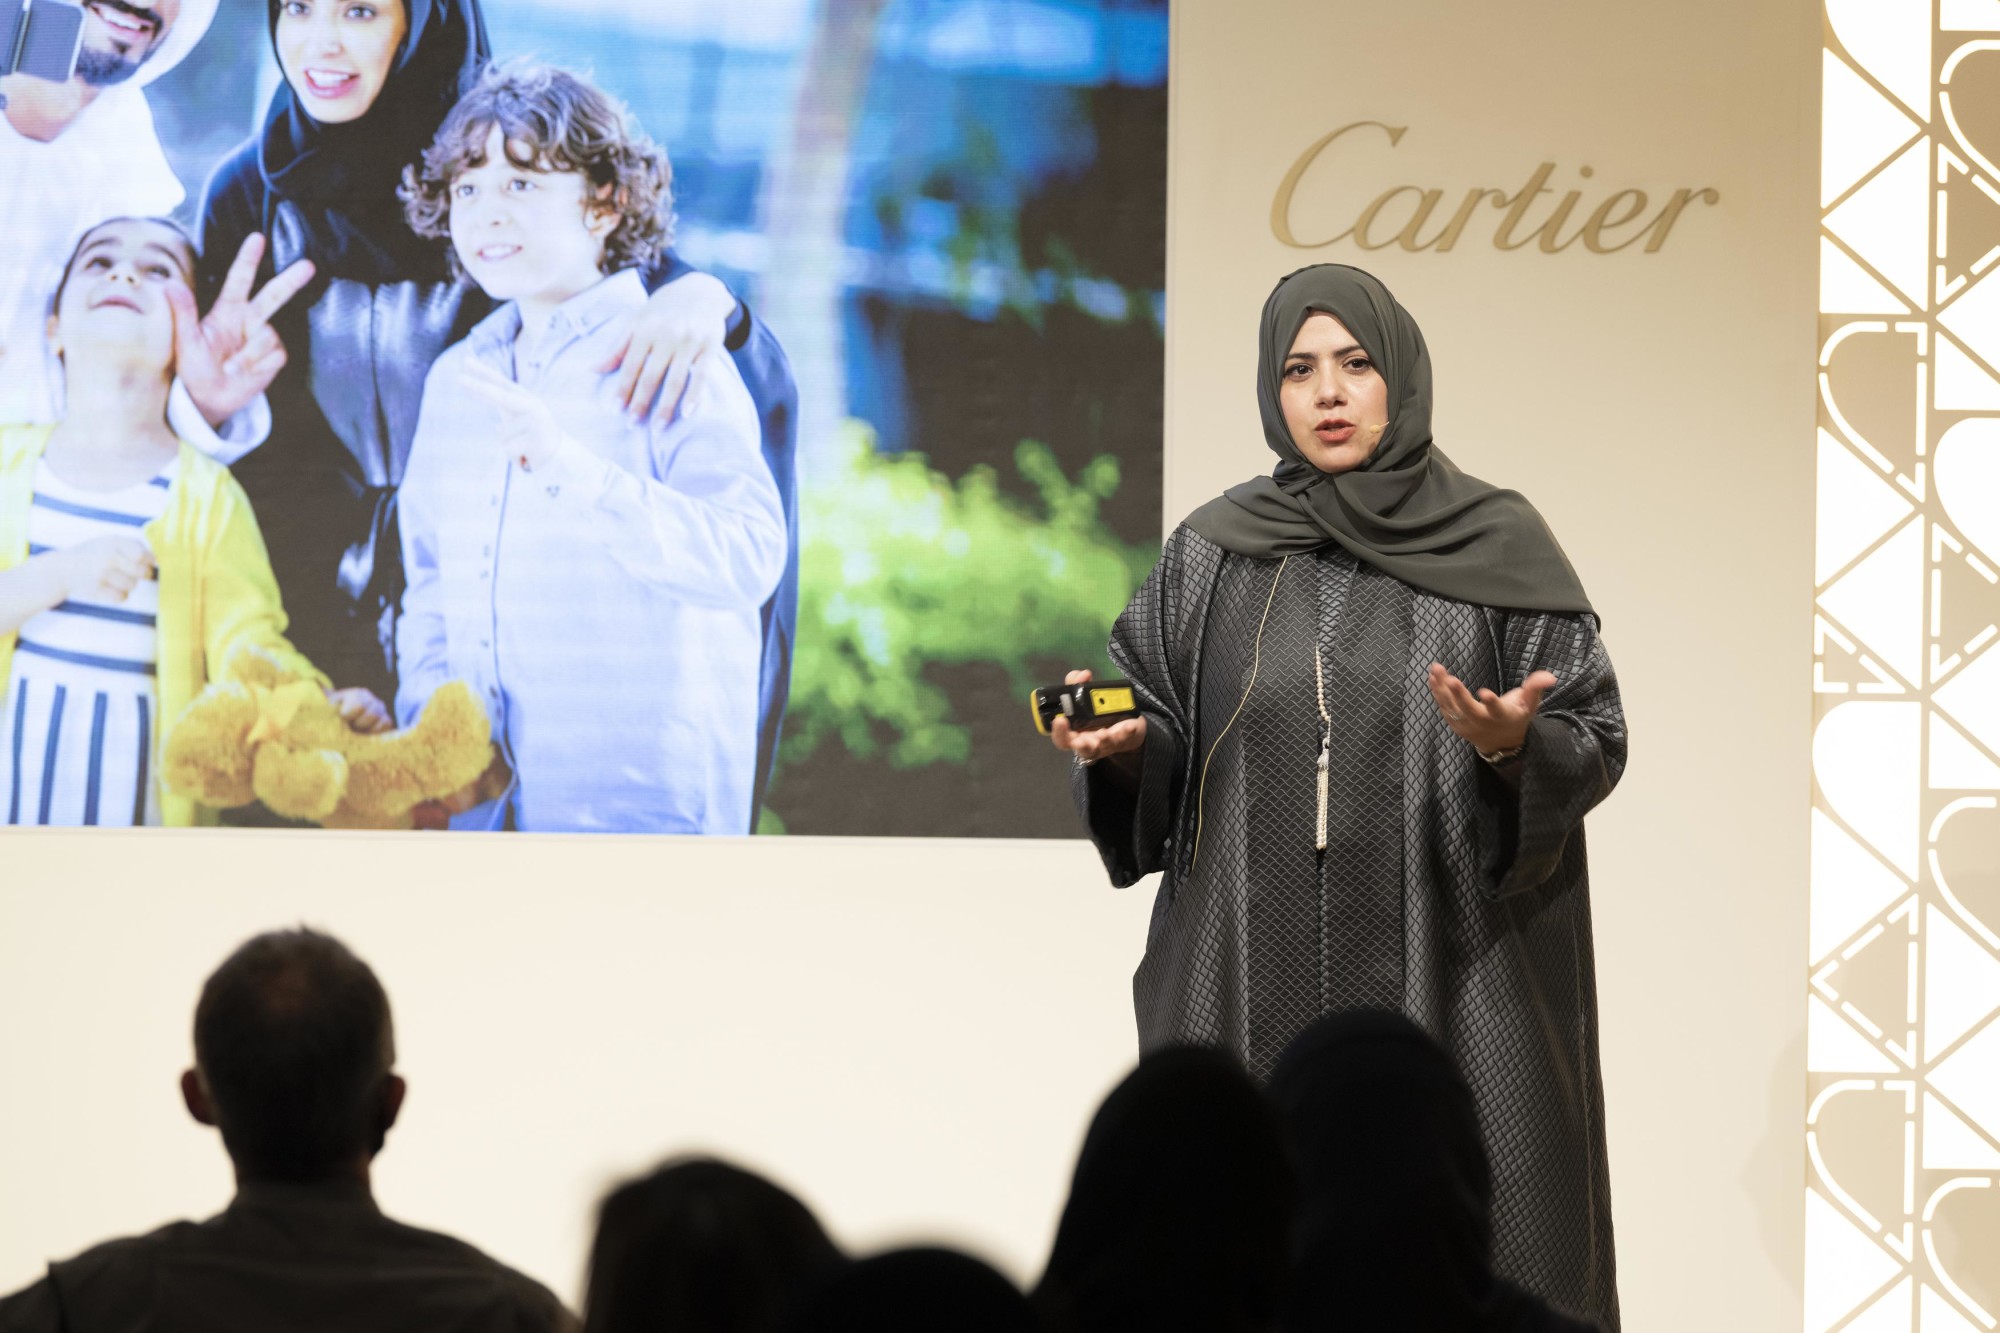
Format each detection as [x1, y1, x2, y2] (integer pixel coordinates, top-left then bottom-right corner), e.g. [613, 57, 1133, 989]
[0, 0, 1166, 836]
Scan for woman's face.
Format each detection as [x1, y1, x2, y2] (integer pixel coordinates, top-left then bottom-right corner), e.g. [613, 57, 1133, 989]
[274, 0, 409, 125]
[1279, 312, 1391, 475]
[47, 219, 196, 375]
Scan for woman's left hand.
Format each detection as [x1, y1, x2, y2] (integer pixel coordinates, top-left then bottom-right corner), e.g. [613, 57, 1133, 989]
[1426, 662, 1556, 756]
[170, 233, 316, 429]
[599, 272, 737, 421]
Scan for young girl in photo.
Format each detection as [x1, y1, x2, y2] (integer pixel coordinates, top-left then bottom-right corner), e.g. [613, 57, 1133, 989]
[0, 218, 389, 826]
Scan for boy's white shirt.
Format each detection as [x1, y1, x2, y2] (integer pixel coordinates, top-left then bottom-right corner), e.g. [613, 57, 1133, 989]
[394, 268, 785, 835]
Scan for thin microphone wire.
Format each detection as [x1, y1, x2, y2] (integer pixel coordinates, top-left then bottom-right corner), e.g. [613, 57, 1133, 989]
[1190, 555, 1289, 871]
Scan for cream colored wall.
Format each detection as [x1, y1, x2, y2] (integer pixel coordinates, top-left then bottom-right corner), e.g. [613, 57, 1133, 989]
[0, 2, 1818, 1328]
[0, 835, 1154, 1299]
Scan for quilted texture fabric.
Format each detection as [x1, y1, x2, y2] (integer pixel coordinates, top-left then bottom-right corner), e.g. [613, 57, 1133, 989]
[1073, 525, 1626, 1330]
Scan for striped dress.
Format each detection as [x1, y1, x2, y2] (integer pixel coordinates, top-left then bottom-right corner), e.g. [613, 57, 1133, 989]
[1, 457, 177, 826]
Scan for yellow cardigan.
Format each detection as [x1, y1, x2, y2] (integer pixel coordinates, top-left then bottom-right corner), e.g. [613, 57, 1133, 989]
[0, 424, 325, 827]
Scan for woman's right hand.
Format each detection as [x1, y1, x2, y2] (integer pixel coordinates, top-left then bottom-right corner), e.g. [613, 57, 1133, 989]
[60, 536, 154, 602]
[1048, 668, 1147, 763]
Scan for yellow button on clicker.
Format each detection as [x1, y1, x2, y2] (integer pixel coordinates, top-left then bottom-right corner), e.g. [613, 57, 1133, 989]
[1090, 686, 1136, 715]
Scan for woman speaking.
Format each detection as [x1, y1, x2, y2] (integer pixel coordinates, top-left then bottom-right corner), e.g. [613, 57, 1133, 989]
[1053, 265, 1625, 1328]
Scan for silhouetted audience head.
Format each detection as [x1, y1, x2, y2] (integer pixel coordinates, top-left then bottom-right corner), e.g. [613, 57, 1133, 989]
[582, 1155, 842, 1333]
[1034, 1044, 1294, 1333]
[789, 1247, 1039, 1333]
[1269, 1009, 1597, 1332]
[181, 928, 404, 1183]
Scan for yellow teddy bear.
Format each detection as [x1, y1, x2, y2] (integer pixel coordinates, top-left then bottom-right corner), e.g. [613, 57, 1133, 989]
[162, 643, 494, 829]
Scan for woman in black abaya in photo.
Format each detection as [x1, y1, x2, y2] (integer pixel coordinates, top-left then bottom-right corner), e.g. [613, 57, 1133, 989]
[1051, 264, 1625, 1328]
[196, 0, 799, 794]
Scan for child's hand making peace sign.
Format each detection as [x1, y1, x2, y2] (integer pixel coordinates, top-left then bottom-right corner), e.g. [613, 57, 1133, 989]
[166, 234, 316, 429]
[460, 360, 564, 472]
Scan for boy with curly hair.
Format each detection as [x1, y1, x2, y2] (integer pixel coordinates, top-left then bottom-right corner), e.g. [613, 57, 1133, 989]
[394, 62, 785, 834]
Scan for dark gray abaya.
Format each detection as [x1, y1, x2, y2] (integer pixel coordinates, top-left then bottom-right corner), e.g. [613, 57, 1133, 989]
[1074, 529, 1623, 1329]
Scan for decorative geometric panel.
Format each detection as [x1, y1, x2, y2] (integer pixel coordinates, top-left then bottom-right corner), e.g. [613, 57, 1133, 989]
[1816, 5, 2000, 1327]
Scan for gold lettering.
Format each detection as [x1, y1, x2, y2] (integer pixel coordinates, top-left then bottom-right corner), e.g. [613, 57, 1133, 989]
[1395, 189, 1451, 251]
[1431, 188, 1509, 252]
[1353, 186, 1444, 251]
[1271, 121, 1408, 249]
[1272, 126, 1716, 256]
[1640, 187, 1720, 252]
[1533, 190, 1587, 253]
[1492, 163, 1557, 251]
[1581, 189, 1650, 253]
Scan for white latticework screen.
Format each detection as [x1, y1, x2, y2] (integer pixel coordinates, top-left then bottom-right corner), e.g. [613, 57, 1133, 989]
[1811, 2, 2000, 1329]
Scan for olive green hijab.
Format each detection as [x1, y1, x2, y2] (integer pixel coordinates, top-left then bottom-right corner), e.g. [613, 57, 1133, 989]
[1185, 264, 1593, 615]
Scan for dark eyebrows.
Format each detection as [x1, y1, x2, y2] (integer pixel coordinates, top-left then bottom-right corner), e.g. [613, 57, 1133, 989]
[138, 242, 193, 281]
[1284, 344, 1368, 362]
[72, 237, 119, 266]
[74, 235, 192, 282]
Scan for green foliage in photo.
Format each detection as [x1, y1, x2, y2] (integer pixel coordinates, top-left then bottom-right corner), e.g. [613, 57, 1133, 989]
[783, 423, 1157, 771]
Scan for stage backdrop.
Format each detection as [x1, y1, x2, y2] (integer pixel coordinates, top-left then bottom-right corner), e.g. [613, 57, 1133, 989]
[1807, 1, 2000, 1326]
[2, 0, 1166, 836]
[3, 2, 1822, 1330]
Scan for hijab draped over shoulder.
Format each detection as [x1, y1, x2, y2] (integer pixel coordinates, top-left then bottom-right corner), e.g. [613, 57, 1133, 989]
[1185, 265, 1592, 616]
[254, 0, 489, 283]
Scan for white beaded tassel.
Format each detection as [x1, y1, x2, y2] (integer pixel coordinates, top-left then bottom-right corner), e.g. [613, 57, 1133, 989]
[1313, 644, 1331, 852]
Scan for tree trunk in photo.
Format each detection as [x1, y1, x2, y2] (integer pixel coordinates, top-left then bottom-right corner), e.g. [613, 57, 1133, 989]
[756, 0, 890, 469]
